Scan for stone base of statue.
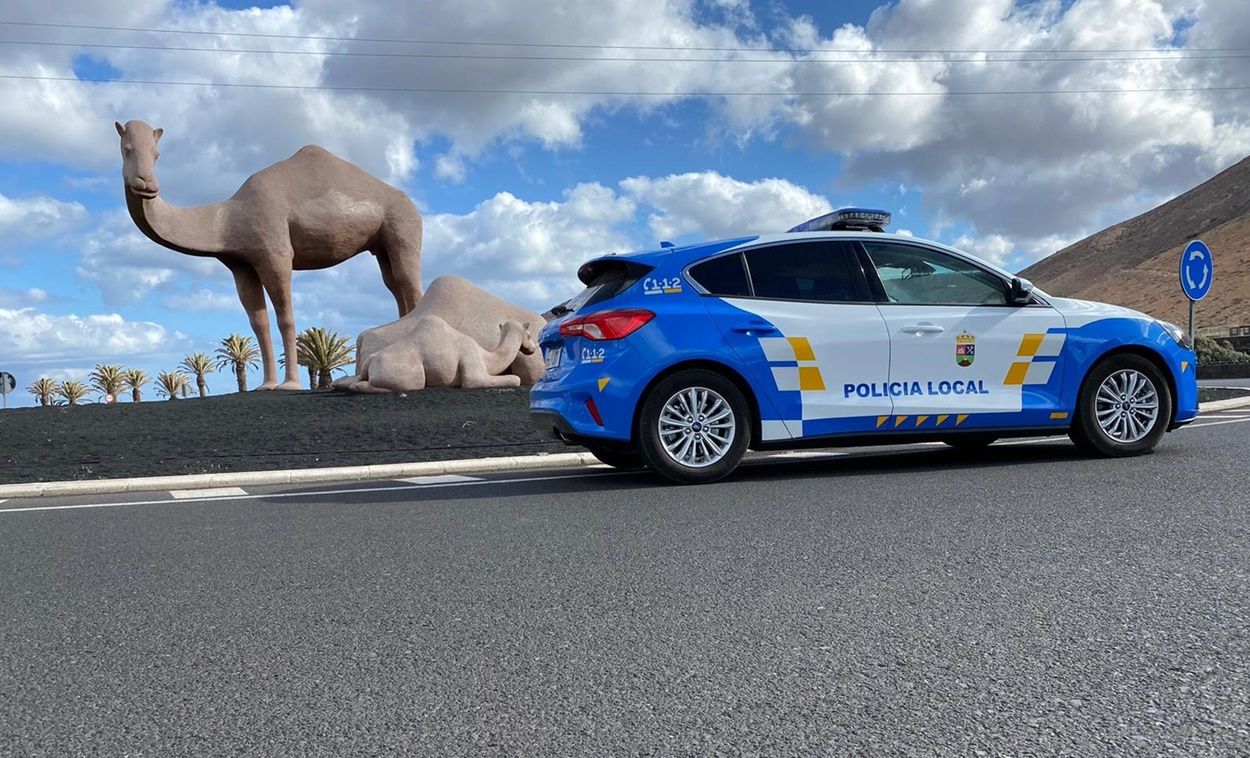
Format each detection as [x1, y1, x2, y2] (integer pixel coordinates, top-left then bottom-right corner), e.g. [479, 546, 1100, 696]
[334, 276, 547, 392]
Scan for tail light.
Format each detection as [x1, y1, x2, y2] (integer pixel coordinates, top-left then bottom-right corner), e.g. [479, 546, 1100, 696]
[559, 309, 655, 341]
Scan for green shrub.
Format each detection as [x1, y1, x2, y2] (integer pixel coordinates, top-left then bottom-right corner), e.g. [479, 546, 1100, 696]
[1196, 336, 1250, 364]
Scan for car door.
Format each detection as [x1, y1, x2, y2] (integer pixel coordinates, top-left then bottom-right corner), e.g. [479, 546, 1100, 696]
[691, 240, 894, 441]
[860, 240, 1068, 430]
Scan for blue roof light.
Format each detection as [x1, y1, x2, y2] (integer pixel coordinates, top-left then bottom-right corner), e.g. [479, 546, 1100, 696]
[788, 207, 892, 233]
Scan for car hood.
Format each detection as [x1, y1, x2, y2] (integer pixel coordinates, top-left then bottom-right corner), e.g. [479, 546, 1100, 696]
[1046, 296, 1155, 323]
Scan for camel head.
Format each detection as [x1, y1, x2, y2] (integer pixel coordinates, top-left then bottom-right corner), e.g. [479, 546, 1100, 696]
[519, 321, 538, 356]
[501, 320, 538, 356]
[115, 120, 164, 199]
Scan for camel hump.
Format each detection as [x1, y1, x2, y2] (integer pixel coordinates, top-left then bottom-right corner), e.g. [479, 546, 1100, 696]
[294, 144, 333, 159]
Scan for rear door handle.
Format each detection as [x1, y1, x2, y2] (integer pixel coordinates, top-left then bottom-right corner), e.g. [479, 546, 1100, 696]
[901, 323, 944, 335]
[733, 322, 780, 336]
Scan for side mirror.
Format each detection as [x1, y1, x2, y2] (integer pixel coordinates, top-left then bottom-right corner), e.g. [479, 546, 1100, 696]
[1009, 277, 1034, 305]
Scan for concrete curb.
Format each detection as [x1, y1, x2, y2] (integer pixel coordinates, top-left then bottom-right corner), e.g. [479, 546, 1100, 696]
[4, 396, 1249, 500]
[1198, 395, 1250, 412]
[0, 452, 600, 500]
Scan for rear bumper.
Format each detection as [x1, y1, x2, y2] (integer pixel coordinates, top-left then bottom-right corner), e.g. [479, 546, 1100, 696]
[530, 409, 632, 450]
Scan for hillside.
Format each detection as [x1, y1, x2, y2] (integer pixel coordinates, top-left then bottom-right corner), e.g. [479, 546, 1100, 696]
[1022, 156, 1250, 328]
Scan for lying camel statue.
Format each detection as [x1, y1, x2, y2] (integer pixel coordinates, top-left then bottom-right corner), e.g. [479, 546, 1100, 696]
[335, 274, 548, 389]
[117, 119, 423, 390]
[348, 318, 536, 392]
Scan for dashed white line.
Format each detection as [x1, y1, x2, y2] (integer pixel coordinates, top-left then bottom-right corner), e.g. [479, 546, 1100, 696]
[397, 474, 482, 485]
[169, 487, 249, 499]
[0, 471, 630, 515]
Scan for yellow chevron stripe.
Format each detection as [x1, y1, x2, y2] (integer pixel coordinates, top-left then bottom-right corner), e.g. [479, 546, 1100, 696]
[915, 415, 929, 426]
[936, 414, 949, 426]
[876, 416, 889, 428]
[787, 337, 815, 362]
[956, 414, 969, 425]
[1017, 333, 1045, 357]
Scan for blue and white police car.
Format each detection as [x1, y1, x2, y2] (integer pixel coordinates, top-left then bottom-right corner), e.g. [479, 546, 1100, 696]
[530, 209, 1199, 484]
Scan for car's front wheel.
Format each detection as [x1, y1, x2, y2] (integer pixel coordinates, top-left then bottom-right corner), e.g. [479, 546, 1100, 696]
[637, 369, 750, 485]
[1070, 354, 1172, 457]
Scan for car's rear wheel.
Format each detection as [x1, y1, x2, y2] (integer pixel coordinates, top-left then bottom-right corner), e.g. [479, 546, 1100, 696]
[1070, 354, 1171, 457]
[941, 434, 998, 449]
[586, 447, 646, 470]
[637, 370, 750, 485]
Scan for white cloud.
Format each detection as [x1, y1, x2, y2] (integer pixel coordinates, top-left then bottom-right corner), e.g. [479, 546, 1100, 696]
[0, 307, 182, 363]
[0, 193, 88, 245]
[435, 152, 468, 184]
[622, 171, 833, 239]
[76, 211, 225, 305]
[953, 233, 1015, 267]
[162, 288, 239, 312]
[0, 287, 50, 308]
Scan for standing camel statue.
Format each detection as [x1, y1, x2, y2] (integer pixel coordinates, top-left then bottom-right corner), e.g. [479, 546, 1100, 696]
[116, 119, 424, 390]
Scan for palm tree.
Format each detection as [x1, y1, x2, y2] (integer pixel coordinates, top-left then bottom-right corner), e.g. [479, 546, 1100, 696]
[155, 371, 191, 400]
[27, 377, 57, 407]
[57, 380, 89, 406]
[122, 368, 148, 403]
[215, 334, 260, 392]
[180, 353, 215, 398]
[297, 327, 355, 389]
[89, 364, 126, 403]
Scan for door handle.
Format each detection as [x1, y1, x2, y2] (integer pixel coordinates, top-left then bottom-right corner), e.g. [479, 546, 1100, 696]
[732, 322, 780, 336]
[901, 323, 944, 335]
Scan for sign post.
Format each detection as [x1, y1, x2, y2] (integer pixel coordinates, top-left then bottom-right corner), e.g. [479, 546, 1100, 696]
[1179, 240, 1214, 341]
[0, 371, 14, 410]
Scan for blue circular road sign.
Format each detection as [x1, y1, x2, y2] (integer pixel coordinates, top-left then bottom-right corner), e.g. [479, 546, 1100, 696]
[1179, 240, 1213, 301]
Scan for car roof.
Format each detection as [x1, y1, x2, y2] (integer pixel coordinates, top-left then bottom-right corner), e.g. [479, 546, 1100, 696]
[581, 231, 1023, 284]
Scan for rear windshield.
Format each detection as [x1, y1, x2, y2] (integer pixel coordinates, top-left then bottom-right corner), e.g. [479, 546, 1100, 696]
[567, 263, 650, 312]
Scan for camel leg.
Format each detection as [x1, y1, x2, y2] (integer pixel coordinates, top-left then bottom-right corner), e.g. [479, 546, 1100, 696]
[457, 352, 522, 389]
[257, 264, 303, 391]
[354, 348, 425, 392]
[227, 262, 278, 390]
[373, 251, 405, 318]
[378, 220, 422, 315]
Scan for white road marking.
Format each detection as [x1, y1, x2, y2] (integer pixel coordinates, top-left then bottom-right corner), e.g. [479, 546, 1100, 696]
[1184, 417, 1250, 430]
[397, 474, 482, 485]
[169, 487, 249, 499]
[768, 451, 847, 459]
[0, 470, 632, 515]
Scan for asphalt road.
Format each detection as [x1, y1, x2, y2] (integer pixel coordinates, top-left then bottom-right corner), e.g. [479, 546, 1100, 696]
[3, 413, 1249, 756]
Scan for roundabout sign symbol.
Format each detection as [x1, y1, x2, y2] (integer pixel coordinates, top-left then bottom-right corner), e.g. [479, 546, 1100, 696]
[1179, 239, 1214, 341]
[1180, 240, 1213, 301]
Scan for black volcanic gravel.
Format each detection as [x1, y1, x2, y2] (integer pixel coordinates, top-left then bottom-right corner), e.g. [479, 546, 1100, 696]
[0, 388, 573, 484]
[1, 386, 1242, 485]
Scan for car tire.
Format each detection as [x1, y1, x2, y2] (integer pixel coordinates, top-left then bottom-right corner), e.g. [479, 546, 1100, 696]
[941, 434, 998, 449]
[637, 369, 751, 485]
[586, 447, 646, 470]
[1069, 353, 1172, 457]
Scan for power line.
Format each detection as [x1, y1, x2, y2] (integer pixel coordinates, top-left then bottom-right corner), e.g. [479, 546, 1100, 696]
[1, 73, 1244, 97]
[0, 19, 1236, 56]
[0, 37, 1241, 64]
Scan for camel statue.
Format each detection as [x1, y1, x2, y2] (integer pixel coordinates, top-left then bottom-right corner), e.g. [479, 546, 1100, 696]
[348, 318, 537, 392]
[334, 275, 548, 389]
[116, 119, 424, 390]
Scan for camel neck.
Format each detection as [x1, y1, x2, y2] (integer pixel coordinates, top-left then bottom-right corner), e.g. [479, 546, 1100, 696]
[485, 328, 524, 375]
[125, 190, 229, 256]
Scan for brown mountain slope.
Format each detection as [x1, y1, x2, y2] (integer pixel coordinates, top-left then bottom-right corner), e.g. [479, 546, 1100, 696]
[1022, 155, 1250, 328]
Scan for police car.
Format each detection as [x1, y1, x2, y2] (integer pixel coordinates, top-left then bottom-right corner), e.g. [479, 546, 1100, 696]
[530, 209, 1199, 484]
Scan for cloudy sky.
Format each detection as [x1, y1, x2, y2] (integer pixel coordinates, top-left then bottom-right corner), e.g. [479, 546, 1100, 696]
[1, 0, 1247, 405]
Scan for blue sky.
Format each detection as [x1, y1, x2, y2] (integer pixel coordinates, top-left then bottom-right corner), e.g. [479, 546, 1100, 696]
[1, 0, 1247, 406]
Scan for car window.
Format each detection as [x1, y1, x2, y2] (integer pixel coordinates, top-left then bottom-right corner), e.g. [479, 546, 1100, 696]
[862, 242, 1008, 306]
[744, 242, 867, 303]
[688, 254, 751, 297]
[566, 263, 648, 312]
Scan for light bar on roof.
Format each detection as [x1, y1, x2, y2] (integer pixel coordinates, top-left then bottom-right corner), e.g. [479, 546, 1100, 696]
[788, 207, 891, 233]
